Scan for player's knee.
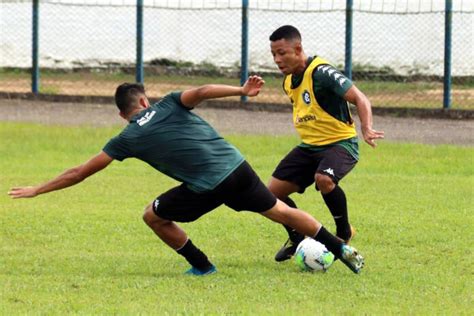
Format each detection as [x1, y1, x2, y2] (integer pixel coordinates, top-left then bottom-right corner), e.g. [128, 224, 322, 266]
[143, 203, 170, 228]
[267, 177, 297, 200]
[276, 199, 291, 213]
[267, 182, 284, 199]
[315, 173, 335, 192]
[275, 199, 295, 223]
[261, 199, 289, 223]
[142, 203, 158, 225]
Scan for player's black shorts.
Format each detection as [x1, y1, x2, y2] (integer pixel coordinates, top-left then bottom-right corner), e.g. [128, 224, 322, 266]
[152, 161, 277, 222]
[272, 145, 357, 193]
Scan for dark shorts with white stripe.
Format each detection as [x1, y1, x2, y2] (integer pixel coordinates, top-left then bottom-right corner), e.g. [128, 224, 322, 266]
[152, 161, 277, 222]
[272, 145, 357, 193]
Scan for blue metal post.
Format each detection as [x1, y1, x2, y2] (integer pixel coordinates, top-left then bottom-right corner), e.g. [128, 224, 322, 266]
[240, 0, 249, 102]
[443, 0, 452, 109]
[32, 0, 39, 94]
[136, 0, 144, 83]
[344, 0, 353, 79]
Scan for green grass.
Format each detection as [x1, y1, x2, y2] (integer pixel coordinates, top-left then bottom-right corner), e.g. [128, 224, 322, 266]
[1, 123, 473, 314]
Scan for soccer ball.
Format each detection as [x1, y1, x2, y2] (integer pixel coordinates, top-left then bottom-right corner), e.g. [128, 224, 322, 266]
[294, 238, 335, 272]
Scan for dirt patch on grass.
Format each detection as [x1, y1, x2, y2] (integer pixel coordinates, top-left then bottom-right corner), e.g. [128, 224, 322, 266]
[1, 98, 472, 146]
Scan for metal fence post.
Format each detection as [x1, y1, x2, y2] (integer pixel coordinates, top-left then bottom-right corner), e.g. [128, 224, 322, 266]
[32, 0, 40, 94]
[240, 0, 249, 103]
[443, 0, 452, 109]
[136, 0, 144, 84]
[344, 0, 353, 79]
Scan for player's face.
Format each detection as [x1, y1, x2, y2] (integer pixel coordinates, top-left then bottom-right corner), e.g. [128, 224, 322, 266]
[270, 38, 301, 75]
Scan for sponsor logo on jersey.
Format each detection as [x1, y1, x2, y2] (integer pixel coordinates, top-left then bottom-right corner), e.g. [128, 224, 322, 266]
[302, 90, 311, 105]
[295, 114, 317, 124]
[137, 110, 156, 126]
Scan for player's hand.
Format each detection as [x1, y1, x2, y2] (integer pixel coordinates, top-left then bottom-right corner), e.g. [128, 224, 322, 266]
[8, 186, 38, 199]
[242, 75, 265, 97]
[361, 126, 384, 148]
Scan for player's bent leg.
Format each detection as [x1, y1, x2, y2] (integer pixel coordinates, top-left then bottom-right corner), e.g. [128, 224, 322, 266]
[143, 204, 216, 276]
[143, 203, 188, 249]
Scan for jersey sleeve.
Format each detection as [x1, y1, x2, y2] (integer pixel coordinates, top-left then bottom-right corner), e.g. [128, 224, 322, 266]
[169, 91, 190, 110]
[102, 135, 131, 161]
[154, 91, 192, 112]
[313, 64, 353, 97]
[169, 91, 183, 103]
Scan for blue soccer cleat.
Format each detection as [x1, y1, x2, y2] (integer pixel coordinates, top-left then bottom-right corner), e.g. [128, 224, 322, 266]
[339, 245, 364, 274]
[185, 265, 217, 276]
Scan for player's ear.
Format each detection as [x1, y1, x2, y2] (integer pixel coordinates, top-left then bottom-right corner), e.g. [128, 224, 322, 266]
[138, 96, 149, 108]
[294, 42, 303, 55]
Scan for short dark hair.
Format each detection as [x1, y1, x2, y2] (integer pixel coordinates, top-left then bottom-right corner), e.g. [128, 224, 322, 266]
[269, 25, 301, 42]
[114, 83, 145, 114]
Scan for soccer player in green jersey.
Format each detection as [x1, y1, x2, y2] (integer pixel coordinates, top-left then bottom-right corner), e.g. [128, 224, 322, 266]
[9, 76, 364, 275]
[268, 25, 384, 262]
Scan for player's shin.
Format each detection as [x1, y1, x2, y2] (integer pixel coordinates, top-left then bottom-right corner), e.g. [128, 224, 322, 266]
[311, 226, 343, 258]
[321, 185, 351, 240]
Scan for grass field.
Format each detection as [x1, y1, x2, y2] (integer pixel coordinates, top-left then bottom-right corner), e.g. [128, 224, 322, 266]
[1, 122, 473, 314]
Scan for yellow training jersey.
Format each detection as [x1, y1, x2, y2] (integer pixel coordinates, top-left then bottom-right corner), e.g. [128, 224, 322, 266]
[283, 57, 357, 146]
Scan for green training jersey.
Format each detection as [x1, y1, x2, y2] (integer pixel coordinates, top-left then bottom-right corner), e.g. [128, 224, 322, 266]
[103, 92, 244, 192]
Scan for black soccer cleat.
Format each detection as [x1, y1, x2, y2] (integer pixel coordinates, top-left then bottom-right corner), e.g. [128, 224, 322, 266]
[274, 231, 305, 262]
[274, 238, 298, 262]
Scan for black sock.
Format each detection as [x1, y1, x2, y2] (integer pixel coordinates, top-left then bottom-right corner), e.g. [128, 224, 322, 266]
[313, 226, 343, 258]
[176, 239, 213, 271]
[282, 197, 305, 243]
[322, 186, 351, 239]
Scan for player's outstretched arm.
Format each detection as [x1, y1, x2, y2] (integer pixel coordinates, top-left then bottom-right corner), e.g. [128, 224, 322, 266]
[180, 75, 265, 108]
[8, 151, 113, 199]
[344, 85, 384, 148]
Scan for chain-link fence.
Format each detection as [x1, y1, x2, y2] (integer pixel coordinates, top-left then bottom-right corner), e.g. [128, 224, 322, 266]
[1, 0, 472, 109]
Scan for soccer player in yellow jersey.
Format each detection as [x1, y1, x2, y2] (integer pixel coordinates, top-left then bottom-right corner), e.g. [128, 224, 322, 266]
[269, 25, 384, 262]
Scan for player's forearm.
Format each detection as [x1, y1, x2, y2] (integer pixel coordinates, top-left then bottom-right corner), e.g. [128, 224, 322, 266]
[196, 84, 244, 101]
[354, 95, 373, 130]
[34, 167, 86, 195]
[345, 85, 373, 129]
[10, 152, 111, 199]
[181, 76, 263, 108]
